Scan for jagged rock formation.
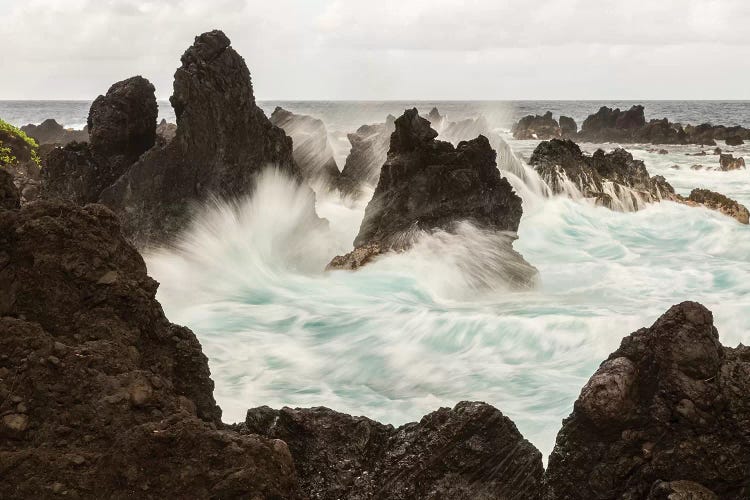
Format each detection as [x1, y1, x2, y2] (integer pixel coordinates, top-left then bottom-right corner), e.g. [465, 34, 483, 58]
[0, 121, 41, 204]
[270, 106, 340, 189]
[42, 76, 158, 204]
[426, 106, 445, 129]
[512, 111, 562, 140]
[676, 188, 749, 224]
[329, 108, 536, 284]
[242, 402, 543, 500]
[99, 30, 310, 248]
[0, 195, 302, 498]
[155, 119, 177, 143]
[0, 168, 19, 209]
[559, 115, 577, 137]
[21, 119, 88, 146]
[719, 153, 746, 171]
[545, 301, 750, 499]
[337, 115, 395, 197]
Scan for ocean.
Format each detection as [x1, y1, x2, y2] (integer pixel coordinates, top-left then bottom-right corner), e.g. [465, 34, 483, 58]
[4, 100, 749, 460]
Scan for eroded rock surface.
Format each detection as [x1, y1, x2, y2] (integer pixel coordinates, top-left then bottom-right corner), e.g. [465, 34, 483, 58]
[676, 188, 750, 224]
[513, 111, 562, 140]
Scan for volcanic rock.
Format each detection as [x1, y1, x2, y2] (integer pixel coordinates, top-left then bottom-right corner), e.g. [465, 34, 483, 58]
[676, 188, 749, 224]
[0, 168, 20, 209]
[21, 119, 88, 146]
[719, 153, 746, 171]
[100, 30, 312, 248]
[545, 301, 750, 499]
[155, 118, 177, 143]
[426, 106, 445, 129]
[559, 115, 577, 137]
[270, 106, 340, 189]
[337, 115, 396, 197]
[725, 135, 744, 146]
[512, 111, 561, 140]
[242, 402, 543, 500]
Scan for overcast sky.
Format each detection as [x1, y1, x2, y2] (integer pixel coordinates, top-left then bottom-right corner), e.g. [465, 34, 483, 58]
[3, 0, 749, 100]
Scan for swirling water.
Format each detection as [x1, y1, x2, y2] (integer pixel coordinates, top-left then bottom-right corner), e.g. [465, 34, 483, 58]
[4, 100, 750, 459]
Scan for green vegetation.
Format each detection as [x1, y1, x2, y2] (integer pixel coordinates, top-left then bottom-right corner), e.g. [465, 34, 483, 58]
[0, 118, 41, 168]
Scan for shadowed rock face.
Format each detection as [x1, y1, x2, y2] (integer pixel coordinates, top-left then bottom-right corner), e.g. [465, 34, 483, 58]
[21, 119, 88, 146]
[0, 168, 20, 209]
[559, 115, 577, 137]
[99, 30, 311, 248]
[338, 115, 396, 197]
[329, 108, 535, 281]
[0, 198, 302, 499]
[42, 76, 158, 205]
[270, 106, 340, 189]
[242, 402, 543, 500]
[545, 301, 750, 499]
[512, 111, 562, 140]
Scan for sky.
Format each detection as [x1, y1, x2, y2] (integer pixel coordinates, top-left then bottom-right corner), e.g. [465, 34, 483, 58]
[2, 0, 749, 100]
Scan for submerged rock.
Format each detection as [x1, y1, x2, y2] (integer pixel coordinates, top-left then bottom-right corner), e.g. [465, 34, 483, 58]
[242, 402, 543, 500]
[0, 199, 302, 498]
[337, 115, 396, 197]
[100, 30, 313, 247]
[512, 111, 561, 140]
[545, 301, 750, 499]
[329, 108, 536, 285]
[719, 153, 746, 171]
[42, 76, 158, 204]
[270, 106, 340, 189]
[21, 118, 88, 146]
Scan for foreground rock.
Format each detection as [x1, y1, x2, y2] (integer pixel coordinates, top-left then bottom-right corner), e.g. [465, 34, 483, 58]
[0, 196, 302, 498]
[337, 115, 395, 197]
[0, 120, 41, 204]
[42, 76, 158, 204]
[21, 119, 88, 146]
[270, 107, 340, 189]
[512, 111, 562, 140]
[545, 301, 750, 499]
[329, 108, 536, 285]
[100, 30, 312, 247]
[242, 402, 543, 500]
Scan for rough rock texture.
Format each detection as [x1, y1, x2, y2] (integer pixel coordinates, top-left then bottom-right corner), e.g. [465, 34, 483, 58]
[270, 106, 340, 189]
[242, 402, 543, 500]
[529, 139, 672, 210]
[42, 76, 158, 204]
[512, 111, 561, 140]
[0, 168, 20, 209]
[338, 115, 396, 197]
[21, 119, 88, 146]
[719, 153, 746, 171]
[100, 30, 309, 248]
[0, 124, 41, 204]
[155, 119, 177, 143]
[426, 107, 445, 129]
[329, 108, 535, 283]
[0, 198, 302, 499]
[559, 115, 577, 137]
[545, 301, 750, 499]
[677, 188, 750, 224]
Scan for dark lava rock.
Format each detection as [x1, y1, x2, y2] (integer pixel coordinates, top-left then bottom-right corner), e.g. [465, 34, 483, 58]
[426, 106, 445, 129]
[512, 111, 561, 140]
[329, 108, 535, 282]
[155, 118, 177, 143]
[544, 301, 750, 499]
[677, 188, 749, 224]
[21, 119, 88, 146]
[100, 30, 310, 248]
[0, 168, 20, 209]
[578, 105, 645, 142]
[270, 106, 340, 189]
[338, 115, 396, 197]
[42, 76, 158, 204]
[0, 200, 301, 498]
[242, 402, 543, 500]
[559, 115, 577, 137]
[719, 153, 746, 171]
[725, 135, 744, 146]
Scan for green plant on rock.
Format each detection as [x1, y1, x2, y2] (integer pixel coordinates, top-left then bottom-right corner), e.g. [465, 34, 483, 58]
[0, 118, 41, 168]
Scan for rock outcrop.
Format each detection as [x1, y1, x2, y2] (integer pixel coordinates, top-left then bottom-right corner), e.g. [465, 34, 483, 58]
[99, 30, 311, 248]
[0, 168, 20, 209]
[676, 188, 750, 224]
[512, 111, 562, 140]
[559, 115, 577, 137]
[426, 106, 445, 129]
[329, 108, 536, 285]
[719, 153, 746, 171]
[270, 106, 340, 190]
[0, 120, 41, 204]
[0, 195, 302, 498]
[725, 135, 744, 146]
[242, 402, 543, 500]
[337, 115, 396, 197]
[42, 76, 158, 205]
[545, 301, 750, 499]
[155, 119, 177, 143]
[21, 119, 88, 146]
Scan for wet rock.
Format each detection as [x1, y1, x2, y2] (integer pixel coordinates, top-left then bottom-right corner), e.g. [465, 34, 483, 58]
[719, 153, 746, 171]
[713, 147, 722, 155]
[559, 115, 577, 137]
[337, 115, 395, 198]
[658, 149, 669, 154]
[100, 30, 313, 247]
[545, 301, 750, 499]
[21, 119, 88, 146]
[242, 402, 543, 500]
[426, 106, 444, 129]
[676, 188, 749, 224]
[725, 135, 744, 146]
[329, 108, 536, 284]
[270, 106, 340, 190]
[512, 111, 561, 140]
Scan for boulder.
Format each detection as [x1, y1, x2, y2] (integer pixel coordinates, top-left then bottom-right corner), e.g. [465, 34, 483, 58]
[328, 108, 536, 286]
[0, 200, 302, 498]
[512, 111, 561, 140]
[719, 154, 746, 171]
[337, 115, 396, 197]
[100, 30, 314, 248]
[676, 188, 749, 224]
[21, 118, 88, 146]
[545, 301, 750, 499]
[242, 402, 543, 500]
[270, 106, 340, 190]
